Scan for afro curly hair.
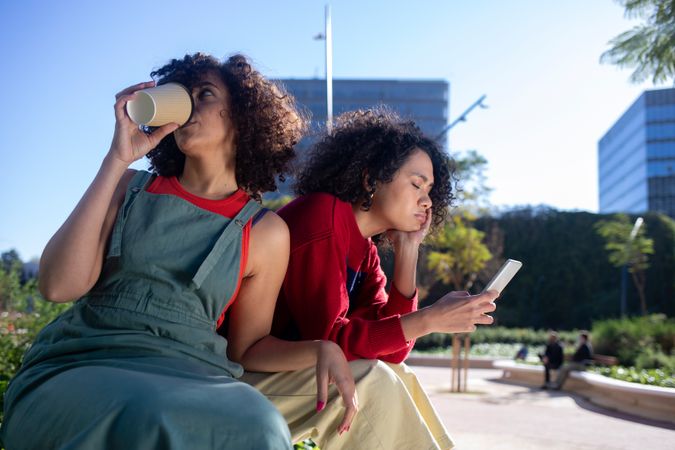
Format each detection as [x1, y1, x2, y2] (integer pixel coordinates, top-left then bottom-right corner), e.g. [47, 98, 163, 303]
[145, 52, 307, 200]
[295, 107, 455, 240]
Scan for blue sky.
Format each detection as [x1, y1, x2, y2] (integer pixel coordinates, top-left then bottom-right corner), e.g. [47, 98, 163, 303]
[0, 0, 661, 259]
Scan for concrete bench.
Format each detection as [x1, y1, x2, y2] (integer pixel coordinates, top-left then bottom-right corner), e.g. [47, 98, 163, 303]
[494, 360, 675, 425]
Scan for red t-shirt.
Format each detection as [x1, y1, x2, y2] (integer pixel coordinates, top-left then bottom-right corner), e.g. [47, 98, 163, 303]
[273, 192, 418, 363]
[146, 175, 251, 328]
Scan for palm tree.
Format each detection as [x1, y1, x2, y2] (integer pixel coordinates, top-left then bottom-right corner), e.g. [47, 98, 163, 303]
[601, 0, 675, 85]
[595, 214, 655, 315]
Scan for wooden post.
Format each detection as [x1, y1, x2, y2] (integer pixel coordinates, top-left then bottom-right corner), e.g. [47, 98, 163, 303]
[450, 334, 471, 392]
[462, 334, 470, 392]
[450, 335, 460, 392]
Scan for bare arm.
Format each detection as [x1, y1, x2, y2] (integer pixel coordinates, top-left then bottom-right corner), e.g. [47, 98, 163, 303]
[39, 81, 179, 302]
[227, 212, 357, 433]
[39, 163, 134, 301]
[386, 208, 432, 298]
[227, 212, 322, 371]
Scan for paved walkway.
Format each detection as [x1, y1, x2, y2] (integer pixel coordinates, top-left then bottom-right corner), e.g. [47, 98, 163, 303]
[412, 366, 675, 450]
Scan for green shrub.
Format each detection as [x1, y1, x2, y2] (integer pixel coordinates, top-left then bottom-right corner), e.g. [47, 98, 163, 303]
[413, 326, 579, 351]
[0, 266, 70, 428]
[592, 314, 675, 366]
[634, 346, 675, 372]
[414, 319, 675, 373]
[590, 366, 674, 388]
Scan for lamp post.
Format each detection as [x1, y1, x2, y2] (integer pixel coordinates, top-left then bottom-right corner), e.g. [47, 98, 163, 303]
[620, 216, 644, 316]
[313, 4, 333, 131]
[436, 94, 488, 144]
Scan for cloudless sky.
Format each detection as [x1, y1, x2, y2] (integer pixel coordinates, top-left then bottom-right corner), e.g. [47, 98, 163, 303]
[0, 0, 662, 259]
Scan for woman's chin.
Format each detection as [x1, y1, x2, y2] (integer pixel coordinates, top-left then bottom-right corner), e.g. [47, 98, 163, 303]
[175, 142, 201, 158]
[395, 223, 422, 233]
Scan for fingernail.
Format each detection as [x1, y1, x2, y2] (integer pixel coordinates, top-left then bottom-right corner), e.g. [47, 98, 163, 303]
[316, 401, 325, 412]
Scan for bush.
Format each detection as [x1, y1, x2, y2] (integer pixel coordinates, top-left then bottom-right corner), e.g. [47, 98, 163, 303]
[413, 326, 579, 351]
[634, 346, 675, 372]
[0, 265, 70, 428]
[590, 366, 674, 388]
[414, 319, 675, 373]
[592, 314, 675, 367]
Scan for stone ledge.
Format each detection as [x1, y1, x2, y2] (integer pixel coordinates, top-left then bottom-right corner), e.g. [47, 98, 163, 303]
[406, 354, 497, 369]
[493, 360, 675, 425]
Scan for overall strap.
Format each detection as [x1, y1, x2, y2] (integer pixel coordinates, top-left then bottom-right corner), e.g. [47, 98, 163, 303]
[108, 170, 154, 258]
[252, 208, 269, 226]
[191, 199, 262, 289]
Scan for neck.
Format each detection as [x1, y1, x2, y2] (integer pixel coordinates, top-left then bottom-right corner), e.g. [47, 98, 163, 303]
[179, 154, 238, 200]
[352, 204, 387, 238]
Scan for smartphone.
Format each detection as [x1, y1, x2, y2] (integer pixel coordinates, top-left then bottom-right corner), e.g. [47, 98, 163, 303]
[481, 259, 523, 294]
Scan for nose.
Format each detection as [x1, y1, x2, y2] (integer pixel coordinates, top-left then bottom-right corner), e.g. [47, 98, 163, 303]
[420, 191, 432, 209]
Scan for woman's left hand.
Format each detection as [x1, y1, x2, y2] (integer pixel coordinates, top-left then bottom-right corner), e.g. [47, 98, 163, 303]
[387, 208, 432, 250]
[315, 341, 358, 435]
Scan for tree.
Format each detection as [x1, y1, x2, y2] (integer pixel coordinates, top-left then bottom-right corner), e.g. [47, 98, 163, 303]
[0, 262, 21, 312]
[601, 0, 675, 85]
[262, 195, 294, 212]
[422, 150, 496, 293]
[426, 212, 492, 291]
[452, 149, 493, 215]
[595, 214, 655, 315]
[1, 249, 22, 274]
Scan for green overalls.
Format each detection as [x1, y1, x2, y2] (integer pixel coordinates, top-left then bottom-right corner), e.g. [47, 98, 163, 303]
[0, 170, 292, 450]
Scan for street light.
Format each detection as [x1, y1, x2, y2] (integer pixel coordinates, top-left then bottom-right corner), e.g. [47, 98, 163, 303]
[620, 216, 644, 316]
[313, 4, 333, 131]
[436, 94, 488, 142]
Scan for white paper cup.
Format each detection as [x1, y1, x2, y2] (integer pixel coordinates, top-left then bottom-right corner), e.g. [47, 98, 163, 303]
[126, 82, 192, 127]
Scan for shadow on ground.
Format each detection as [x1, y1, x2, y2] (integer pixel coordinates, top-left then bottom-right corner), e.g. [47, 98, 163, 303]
[485, 377, 675, 431]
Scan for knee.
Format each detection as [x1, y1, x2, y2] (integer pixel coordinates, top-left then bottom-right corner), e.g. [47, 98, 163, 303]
[352, 359, 404, 395]
[230, 384, 291, 443]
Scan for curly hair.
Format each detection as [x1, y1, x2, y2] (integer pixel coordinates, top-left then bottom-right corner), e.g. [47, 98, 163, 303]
[145, 52, 307, 199]
[295, 108, 455, 239]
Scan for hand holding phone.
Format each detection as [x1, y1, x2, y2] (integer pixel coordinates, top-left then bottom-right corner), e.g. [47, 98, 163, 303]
[482, 259, 523, 294]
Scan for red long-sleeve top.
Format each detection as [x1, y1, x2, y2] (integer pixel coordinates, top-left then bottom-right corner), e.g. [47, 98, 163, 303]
[272, 193, 418, 363]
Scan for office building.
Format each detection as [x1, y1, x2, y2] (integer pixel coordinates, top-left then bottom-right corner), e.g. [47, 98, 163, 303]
[272, 78, 450, 197]
[598, 88, 675, 218]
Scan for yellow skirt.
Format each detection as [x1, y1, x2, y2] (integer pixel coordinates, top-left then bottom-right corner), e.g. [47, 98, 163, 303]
[242, 361, 454, 450]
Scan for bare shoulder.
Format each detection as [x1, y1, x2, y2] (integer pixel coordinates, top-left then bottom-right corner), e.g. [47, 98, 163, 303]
[114, 168, 139, 195]
[250, 210, 290, 248]
[109, 169, 140, 209]
[247, 210, 290, 276]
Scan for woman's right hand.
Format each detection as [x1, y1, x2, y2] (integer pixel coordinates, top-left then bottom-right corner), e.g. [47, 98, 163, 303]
[315, 341, 358, 435]
[426, 290, 499, 334]
[108, 81, 179, 167]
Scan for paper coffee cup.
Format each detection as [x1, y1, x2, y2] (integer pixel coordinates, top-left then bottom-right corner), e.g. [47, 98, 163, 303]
[126, 82, 193, 127]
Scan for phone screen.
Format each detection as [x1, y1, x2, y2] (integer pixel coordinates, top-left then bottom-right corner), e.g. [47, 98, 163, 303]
[482, 259, 523, 294]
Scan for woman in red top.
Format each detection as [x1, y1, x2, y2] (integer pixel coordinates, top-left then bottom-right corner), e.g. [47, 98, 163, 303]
[245, 108, 499, 449]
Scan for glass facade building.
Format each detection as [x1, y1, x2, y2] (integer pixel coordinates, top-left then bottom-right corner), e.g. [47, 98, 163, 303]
[278, 78, 448, 149]
[598, 88, 675, 218]
[269, 78, 450, 197]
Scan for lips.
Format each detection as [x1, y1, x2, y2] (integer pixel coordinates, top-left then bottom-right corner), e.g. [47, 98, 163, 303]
[414, 213, 427, 223]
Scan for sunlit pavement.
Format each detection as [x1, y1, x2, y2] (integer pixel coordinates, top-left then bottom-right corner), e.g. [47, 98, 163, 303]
[412, 366, 675, 450]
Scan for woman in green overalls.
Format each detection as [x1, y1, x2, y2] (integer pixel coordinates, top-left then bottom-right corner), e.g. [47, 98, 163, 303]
[0, 53, 357, 450]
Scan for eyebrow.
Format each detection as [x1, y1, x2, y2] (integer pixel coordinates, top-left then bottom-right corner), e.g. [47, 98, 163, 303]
[411, 172, 433, 184]
[194, 81, 220, 90]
